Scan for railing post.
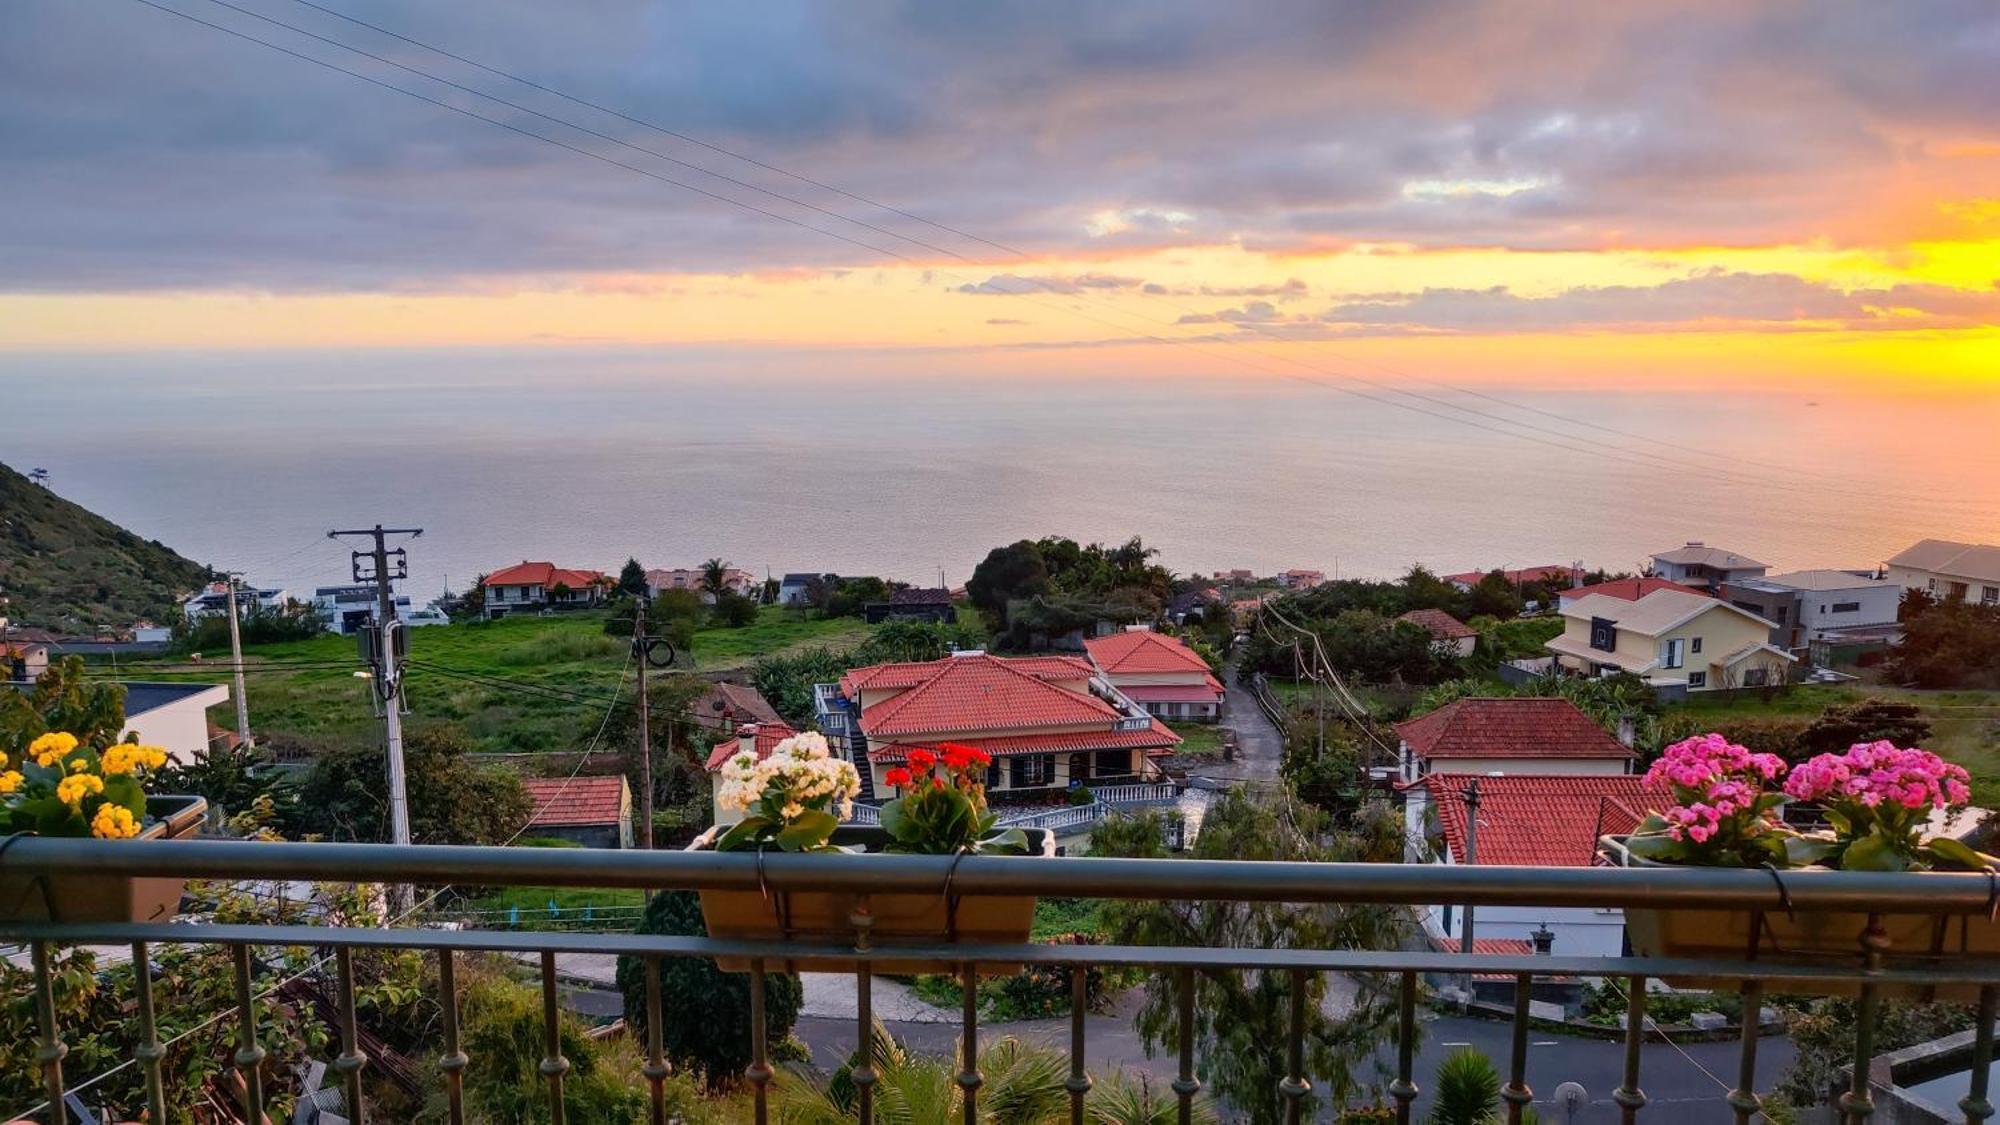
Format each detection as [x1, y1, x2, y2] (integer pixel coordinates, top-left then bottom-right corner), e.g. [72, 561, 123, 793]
[1280, 968, 1311, 1124]
[643, 955, 669, 1125]
[1728, 979, 1763, 1124]
[959, 961, 982, 1125]
[334, 945, 369, 1123]
[854, 960, 876, 1125]
[1390, 971, 1419, 1125]
[438, 948, 467, 1125]
[1613, 975, 1649, 1124]
[31, 941, 68, 1125]
[1961, 984, 1998, 1123]
[1067, 961, 1091, 1125]
[1839, 916, 1890, 1123]
[539, 950, 570, 1125]
[132, 940, 166, 1125]
[232, 943, 267, 1122]
[1503, 973, 1534, 1124]
[1173, 966, 1200, 1125]
[748, 958, 773, 1125]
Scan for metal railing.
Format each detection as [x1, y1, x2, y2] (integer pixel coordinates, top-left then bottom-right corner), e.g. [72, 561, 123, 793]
[5, 838, 2000, 1124]
[1091, 782, 1180, 805]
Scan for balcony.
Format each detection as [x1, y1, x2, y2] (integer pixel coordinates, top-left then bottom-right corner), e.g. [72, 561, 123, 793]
[5, 837, 2000, 1123]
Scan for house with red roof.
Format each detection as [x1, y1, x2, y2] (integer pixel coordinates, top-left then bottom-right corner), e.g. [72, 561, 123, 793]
[481, 561, 610, 619]
[1083, 627, 1226, 723]
[1396, 608, 1478, 659]
[1441, 564, 1583, 592]
[1407, 772, 1664, 958]
[703, 721, 801, 826]
[1391, 697, 1635, 783]
[1555, 576, 1707, 610]
[519, 775, 633, 849]
[823, 651, 1179, 795]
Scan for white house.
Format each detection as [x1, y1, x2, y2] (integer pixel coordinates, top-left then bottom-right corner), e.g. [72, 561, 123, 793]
[118, 681, 233, 765]
[776, 573, 820, 606]
[481, 562, 608, 619]
[1405, 773, 1663, 959]
[1646, 542, 1768, 593]
[1885, 539, 2000, 606]
[646, 566, 758, 602]
[1083, 627, 1226, 722]
[312, 585, 414, 636]
[1395, 608, 1478, 660]
[183, 581, 288, 621]
[1722, 569, 1902, 651]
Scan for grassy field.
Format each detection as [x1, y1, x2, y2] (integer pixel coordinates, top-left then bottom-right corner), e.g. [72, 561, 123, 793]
[112, 606, 874, 757]
[1168, 723, 1228, 758]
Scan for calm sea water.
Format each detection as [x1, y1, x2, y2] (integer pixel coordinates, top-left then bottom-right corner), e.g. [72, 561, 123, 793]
[4, 354, 1998, 603]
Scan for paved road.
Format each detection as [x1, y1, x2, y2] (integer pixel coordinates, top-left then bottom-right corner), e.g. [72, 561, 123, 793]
[1185, 672, 1284, 786]
[793, 1001, 1794, 1123]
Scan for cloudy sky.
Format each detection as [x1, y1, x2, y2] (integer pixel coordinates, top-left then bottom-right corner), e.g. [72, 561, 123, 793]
[2, 0, 1997, 387]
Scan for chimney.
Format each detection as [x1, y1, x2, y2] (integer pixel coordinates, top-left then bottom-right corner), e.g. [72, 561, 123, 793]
[737, 723, 761, 759]
[1615, 713, 1636, 749]
[1531, 925, 1555, 955]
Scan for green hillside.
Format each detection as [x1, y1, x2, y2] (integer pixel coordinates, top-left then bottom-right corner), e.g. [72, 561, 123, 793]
[0, 461, 212, 629]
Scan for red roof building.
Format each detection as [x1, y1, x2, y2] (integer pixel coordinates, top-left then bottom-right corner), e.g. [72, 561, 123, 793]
[519, 776, 633, 849]
[1417, 773, 1661, 867]
[692, 681, 785, 735]
[832, 652, 1177, 793]
[1556, 577, 1707, 606]
[1083, 628, 1226, 723]
[1442, 564, 1583, 590]
[703, 720, 801, 771]
[1392, 697, 1634, 781]
[1396, 608, 1479, 659]
[482, 561, 609, 619]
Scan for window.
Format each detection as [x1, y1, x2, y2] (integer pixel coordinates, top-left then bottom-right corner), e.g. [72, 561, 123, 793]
[1095, 749, 1133, 777]
[1984, 587, 1999, 606]
[1830, 602, 1861, 614]
[1687, 671, 1708, 688]
[1661, 638, 1685, 669]
[986, 761, 1002, 789]
[1690, 637, 1703, 655]
[1010, 754, 1055, 788]
[1589, 617, 1617, 652]
[1743, 667, 1770, 687]
[1927, 577, 1938, 592]
[1949, 582, 1970, 600]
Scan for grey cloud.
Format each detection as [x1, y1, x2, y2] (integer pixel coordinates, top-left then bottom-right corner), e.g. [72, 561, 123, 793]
[955, 273, 1146, 295]
[1177, 300, 1287, 324]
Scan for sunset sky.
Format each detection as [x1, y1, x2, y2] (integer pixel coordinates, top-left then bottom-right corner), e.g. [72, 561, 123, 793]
[3, 1, 1997, 389]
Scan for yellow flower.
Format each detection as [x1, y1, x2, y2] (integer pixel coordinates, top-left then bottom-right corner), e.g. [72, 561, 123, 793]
[0, 771, 22, 794]
[55, 773, 105, 807]
[0, 751, 8, 770]
[29, 731, 78, 768]
[67, 757, 91, 773]
[90, 805, 140, 840]
[141, 746, 168, 770]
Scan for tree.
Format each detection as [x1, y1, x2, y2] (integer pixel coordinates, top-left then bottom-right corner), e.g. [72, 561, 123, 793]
[967, 541, 1051, 627]
[1799, 698, 1933, 756]
[154, 739, 300, 825]
[616, 890, 803, 1089]
[1093, 789, 1408, 1123]
[618, 557, 649, 597]
[1399, 565, 1467, 616]
[0, 655, 127, 751]
[750, 646, 857, 726]
[715, 589, 760, 627]
[700, 558, 731, 602]
[1465, 570, 1523, 620]
[853, 619, 987, 664]
[1280, 721, 1368, 815]
[1886, 599, 2000, 688]
[292, 724, 531, 844]
[448, 573, 488, 621]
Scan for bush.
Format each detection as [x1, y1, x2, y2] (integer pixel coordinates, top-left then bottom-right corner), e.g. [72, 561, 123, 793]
[291, 724, 529, 845]
[451, 969, 651, 1123]
[714, 590, 760, 628]
[615, 890, 803, 1088]
[1067, 785, 1096, 807]
[1428, 1048, 1501, 1125]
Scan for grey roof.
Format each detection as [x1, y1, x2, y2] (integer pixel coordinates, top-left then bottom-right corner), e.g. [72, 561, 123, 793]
[1650, 543, 1767, 569]
[119, 681, 230, 717]
[1886, 539, 2000, 584]
[779, 573, 820, 584]
[1758, 569, 1889, 592]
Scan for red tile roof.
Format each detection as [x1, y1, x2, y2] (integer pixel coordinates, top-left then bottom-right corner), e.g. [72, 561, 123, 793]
[869, 722, 1180, 763]
[839, 654, 1092, 696]
[1084, 630, 1214, 675]
[1119, 683, 1225, 704]
[483, 561, 607, 589]
[1442, 564, 1582, 587]
[703, 721, 800, 771]
[520, 776, 627, 828]
[1396, 608, 1476, 641]
[1420, 773, 1661, 867]
[1394, 697, 1634, 763]
[860, 654, 1119, 737]
[693, 682, 784, 730]
[1558, 577, 1707, 603]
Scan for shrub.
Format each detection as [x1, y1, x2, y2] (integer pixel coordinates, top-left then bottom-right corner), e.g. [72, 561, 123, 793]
[451, 969, 651, 1123]
[1067, 785, 1096, 807]
[615, 890, 803, 1088]
[1428, 1047, 1500, 1125]
[715, 590, 761, 627]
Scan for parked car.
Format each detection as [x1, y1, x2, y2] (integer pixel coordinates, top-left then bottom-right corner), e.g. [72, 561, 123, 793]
[404, 608, 450, 628]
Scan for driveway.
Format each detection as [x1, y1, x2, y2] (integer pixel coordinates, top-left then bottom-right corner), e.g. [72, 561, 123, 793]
[1184, 672, 1284, 786]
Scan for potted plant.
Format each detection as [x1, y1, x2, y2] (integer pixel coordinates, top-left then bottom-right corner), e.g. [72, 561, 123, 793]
[0, 731, 208, 923]
[691, 734, 1053, 973]
[1603, 734, 1997, 996]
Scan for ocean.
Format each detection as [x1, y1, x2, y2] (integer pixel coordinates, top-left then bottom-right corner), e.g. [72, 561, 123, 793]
[4, 355, 1998, 603]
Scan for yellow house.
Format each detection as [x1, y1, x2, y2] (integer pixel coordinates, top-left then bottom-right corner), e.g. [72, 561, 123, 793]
[1547, 588, 1792, 693]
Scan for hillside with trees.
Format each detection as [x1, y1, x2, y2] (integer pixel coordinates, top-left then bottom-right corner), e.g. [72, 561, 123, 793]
[0, 461, 212, 629]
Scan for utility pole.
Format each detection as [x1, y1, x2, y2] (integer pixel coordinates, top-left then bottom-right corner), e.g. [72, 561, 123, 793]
[329, 524, 422, 912]
[1459, 777, 1481, 995]
[633, 596, 654, 851]
[224, 573, 252, 748]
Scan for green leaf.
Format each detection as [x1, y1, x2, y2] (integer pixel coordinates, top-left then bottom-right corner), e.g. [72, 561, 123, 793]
[1839, 831, 1905, 872]
[976, 828, 1030, 856]
[1923, 836, 1994, 872]
[776, 809, 839, 851]
[713, 816, 770, 852]
[101, 773, 145, 818]
[1633, 814, 1671, 835]
[1822, 808, 1852, 836]
[1784, 835, 1836, 867]
[1621, 834, 1681, 860]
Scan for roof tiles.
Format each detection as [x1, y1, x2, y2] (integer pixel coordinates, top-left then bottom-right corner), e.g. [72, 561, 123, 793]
[1394, 697, 1633, 763]
[520, 776, 627, 828]
[1421, 773, 1663, 867]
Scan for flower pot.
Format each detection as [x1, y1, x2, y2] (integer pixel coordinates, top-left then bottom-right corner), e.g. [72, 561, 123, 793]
[0, 795, 207, 925]
[688, 825, 1055, 974]
[1601, 834, 2000, 1000]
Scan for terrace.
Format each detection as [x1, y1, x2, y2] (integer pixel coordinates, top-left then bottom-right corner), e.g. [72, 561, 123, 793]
[4, 837, 1999, 1123]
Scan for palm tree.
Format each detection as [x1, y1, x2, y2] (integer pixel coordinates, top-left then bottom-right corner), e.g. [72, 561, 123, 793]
[700, 558, 732, 603]
[774, 1022, 1215, 1124]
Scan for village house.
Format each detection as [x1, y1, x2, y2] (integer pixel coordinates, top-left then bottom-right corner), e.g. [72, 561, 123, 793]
[1405, 773, 1664, 959]
[518, 776, 633, 849]
[1722, 569, 1903, 652]
[645, 565, 758, 602]
[690, 681, 784, 736]
[481, 561, 608, 619]
[815, 651, 1178, 797]
[1555, 576, 1706, 610]
[1646, 542, 1768, 593]
[1548, 587, 1793, 694]
[182, 580, 289, 621]
[1083, 626, 1225, 722]
[117, 681, 234, 765]
[1441, 564, 1582, 593]
[862, 587, 956, 624]
[1392, 696, 1635, 783]
[1396, 608, 1477, 659]
[776, 572, 821, 606]
[704, 721, 799, 827]
[1275, 569, 1326, 589]
[1884, 538, 2000, 606]
[311, 585, 414, 635]
[3, 641, 50, 683]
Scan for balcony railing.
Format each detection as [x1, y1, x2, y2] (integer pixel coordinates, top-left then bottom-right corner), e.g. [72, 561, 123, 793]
[6, 837, 2000, 1124]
